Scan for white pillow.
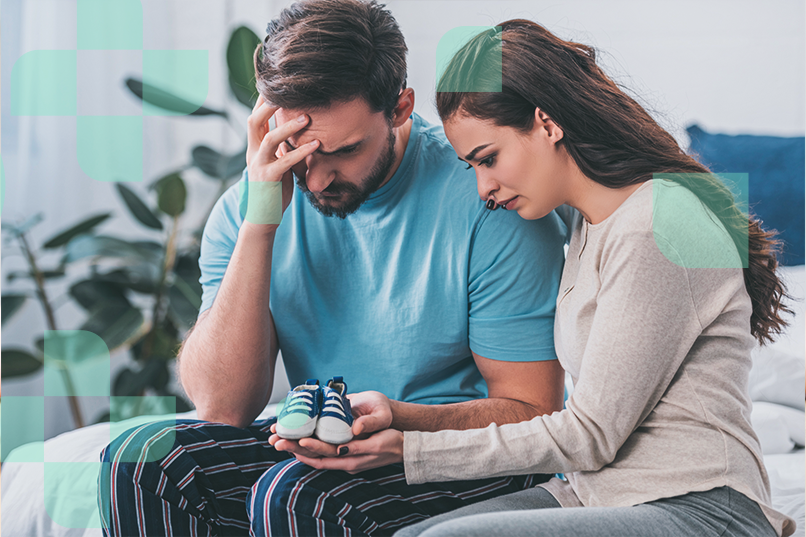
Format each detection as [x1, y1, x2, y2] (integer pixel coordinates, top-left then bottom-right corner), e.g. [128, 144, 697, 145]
[751, 401, 806, 455]
[748, 265, 805, 411]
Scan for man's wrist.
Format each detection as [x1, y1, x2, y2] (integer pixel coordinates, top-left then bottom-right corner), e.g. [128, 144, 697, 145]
[239, 220, 280, 241]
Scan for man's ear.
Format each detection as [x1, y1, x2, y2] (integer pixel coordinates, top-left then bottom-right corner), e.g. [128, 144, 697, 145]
[534, 107, 564, 144]
[390, 88, 415, 128]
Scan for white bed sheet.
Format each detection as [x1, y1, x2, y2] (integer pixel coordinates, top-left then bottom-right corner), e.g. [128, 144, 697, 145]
[2, 267, 803, 536]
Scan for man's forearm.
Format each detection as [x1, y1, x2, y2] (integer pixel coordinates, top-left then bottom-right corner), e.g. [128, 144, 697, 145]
[389, 396, 551, 432]
[179, 222, 279, 428]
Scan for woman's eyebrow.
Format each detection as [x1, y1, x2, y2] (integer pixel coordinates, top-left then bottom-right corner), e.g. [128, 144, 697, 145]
[463, 143, 493, 161]
[284, 138, 364, 155]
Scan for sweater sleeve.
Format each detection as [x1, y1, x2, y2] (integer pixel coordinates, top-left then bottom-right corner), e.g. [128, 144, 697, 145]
[404, 225, 734, 484]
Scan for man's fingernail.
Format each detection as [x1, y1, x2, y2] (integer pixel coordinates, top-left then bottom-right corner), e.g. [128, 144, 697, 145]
[297, 114, 307, 123]
[339, 447, 349, 456]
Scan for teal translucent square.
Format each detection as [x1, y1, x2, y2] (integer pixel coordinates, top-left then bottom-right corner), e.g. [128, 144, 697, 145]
[77, 0, 143, 50]
[109, 396, 177, 463]
[436, 26, 502, 93]
[143, 50, 209, 116]
[10, 50, 77, 116]
[44, 330, 111, 396]
[240, 180, 283, 224]
[651, 174, 749, 269]
[2, 396, 45, 462]
[45, 462, 104, 529]
[77, 116, 143, 182]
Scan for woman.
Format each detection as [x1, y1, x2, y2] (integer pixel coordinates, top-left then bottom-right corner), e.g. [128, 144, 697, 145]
[282, 20, 796, 537]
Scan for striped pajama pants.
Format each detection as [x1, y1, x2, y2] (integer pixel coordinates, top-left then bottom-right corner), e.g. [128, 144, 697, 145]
[97, 417, 548, 537]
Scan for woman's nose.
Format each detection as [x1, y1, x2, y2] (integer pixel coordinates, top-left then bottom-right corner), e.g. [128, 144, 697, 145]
[476, 172, 498, 203]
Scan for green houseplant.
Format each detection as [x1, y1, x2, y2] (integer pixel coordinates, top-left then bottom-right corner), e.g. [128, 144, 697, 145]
[1, 26, 262, 428]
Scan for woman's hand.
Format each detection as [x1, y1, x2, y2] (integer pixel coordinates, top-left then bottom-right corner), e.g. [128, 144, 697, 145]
[269, 390, 402, 472]
[246, 95, 319, 215]
[291, 429, 404, 474]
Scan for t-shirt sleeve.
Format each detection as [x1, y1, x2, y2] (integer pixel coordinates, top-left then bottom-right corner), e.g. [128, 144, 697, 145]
[198, 180, 244, 315]
[467, 208, 566, 362]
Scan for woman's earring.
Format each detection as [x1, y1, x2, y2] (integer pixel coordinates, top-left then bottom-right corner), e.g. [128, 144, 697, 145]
[486, 199, 498, 210]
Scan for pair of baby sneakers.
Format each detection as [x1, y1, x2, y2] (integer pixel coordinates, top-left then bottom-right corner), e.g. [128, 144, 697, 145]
[275, 376, 354, 444]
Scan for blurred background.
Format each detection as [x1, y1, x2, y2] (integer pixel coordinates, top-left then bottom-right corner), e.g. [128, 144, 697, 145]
[1, 0, 804, 442]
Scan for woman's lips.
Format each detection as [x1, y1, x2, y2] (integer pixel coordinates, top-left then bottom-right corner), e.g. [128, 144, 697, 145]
[500, 196, 519, 210]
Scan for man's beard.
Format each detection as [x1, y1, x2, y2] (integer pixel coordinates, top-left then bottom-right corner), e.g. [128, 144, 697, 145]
[295, 130, 397, 219]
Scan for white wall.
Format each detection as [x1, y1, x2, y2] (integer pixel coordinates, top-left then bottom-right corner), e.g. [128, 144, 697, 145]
[2, 0, 804, 439]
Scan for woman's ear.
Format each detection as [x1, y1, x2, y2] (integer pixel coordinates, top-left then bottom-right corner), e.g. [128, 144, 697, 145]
[534, 107, 564, 144]
[391, 88, 415, 128]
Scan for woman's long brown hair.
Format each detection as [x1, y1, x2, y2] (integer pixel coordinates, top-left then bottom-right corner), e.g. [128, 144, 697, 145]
[437, 20, 790, 344]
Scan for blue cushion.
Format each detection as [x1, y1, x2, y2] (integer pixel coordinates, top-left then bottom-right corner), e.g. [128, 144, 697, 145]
[686, 125, 805, 266]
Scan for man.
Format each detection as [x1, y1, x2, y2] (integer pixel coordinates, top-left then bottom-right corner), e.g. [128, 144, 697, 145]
[97, 0, 566, 535]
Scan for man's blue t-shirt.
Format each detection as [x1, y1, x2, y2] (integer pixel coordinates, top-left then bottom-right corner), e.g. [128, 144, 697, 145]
[199, 113, 566, 405]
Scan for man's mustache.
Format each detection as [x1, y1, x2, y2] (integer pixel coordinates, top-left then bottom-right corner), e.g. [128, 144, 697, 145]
[294, 172, 359, 196]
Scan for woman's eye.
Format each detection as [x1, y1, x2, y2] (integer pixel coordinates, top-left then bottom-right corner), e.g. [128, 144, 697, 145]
[464, 162, 473, 170]
[479, 155, 495, 168]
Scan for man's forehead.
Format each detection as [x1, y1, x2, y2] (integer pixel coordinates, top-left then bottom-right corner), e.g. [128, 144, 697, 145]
[277, 100, 383, 148]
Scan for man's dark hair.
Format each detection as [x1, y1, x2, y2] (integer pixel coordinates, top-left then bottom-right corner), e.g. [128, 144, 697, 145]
[254, 0, 408, 116]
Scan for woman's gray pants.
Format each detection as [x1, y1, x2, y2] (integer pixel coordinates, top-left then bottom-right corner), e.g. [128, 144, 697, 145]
[393, 485, 778, 537]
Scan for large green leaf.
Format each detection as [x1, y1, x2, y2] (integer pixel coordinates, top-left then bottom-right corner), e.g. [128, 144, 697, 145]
[2, 349, 43, 378]
[168, 282, 202, 329]
[227, 26, 261, 108]
[42, 213, 111, 249]
[113, 360, 167, 397]
[93, 266, 160, 295]
[131, 324, 181, 362]
[192, 145, 248, 181]
[116, 184, 163, 230]
[70, 280, 130, 311]
[226, 147, 248, 179]
[191, 145, 222, 178]
[153, 172, 187, 217]
[80, 303, 144, 353]
[63, 235, 162, 264]
[1, 294, 27, 326]
[125, 78, 227, 117]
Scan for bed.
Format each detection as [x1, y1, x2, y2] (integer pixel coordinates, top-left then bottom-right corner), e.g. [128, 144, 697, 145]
[1, 264, 803, 536]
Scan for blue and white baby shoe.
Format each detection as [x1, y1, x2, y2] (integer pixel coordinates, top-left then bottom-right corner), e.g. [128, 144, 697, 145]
[315, 376, 355, 444]
[276, 379, 323, 440]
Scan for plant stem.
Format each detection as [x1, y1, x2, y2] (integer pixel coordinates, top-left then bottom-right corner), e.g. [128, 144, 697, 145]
[141, 215, 180, 361]
[17, 231, 85, 429]
[133, 216, 180, 417]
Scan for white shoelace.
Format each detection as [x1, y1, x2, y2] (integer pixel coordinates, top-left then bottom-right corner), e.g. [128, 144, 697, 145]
[322, 392, 347, 418]
[284, 390, 314, 414]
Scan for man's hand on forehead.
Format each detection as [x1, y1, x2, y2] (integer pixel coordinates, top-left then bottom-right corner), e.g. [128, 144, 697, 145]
[275, 105, 369, 157]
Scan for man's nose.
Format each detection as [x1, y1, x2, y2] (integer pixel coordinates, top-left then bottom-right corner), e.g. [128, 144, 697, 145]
[476, 171, 498, 202]
[304, 155, 336, 193]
